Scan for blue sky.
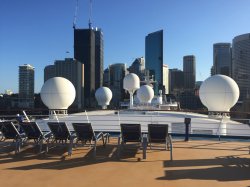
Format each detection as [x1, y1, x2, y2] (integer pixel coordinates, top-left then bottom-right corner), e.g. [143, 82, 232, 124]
[0, 0, 250, 93]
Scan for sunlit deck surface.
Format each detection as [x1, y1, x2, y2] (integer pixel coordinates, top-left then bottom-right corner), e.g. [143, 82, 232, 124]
[0, 138, 249, 187]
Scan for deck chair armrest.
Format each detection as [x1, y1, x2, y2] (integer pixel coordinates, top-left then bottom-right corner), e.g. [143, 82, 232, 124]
[95, 132, 104, 139]
[44, 131, 53, 139]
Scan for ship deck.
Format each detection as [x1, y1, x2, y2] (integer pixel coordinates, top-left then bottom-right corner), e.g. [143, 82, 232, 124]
[0, 138, 249, 187]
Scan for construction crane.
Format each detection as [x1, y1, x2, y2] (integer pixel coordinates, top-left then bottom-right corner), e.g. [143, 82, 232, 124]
[73, 0, 79, 29]
[88, 0, 93, 29]
[73, 0, 93, 29]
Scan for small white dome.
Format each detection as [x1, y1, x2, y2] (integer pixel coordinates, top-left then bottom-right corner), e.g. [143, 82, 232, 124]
[95, 87, 112, 109]
[137, 85, 154, 104]
[40, 77, 76, 109]
[123, 73, 140, 93]
[199, 75, 239, 112]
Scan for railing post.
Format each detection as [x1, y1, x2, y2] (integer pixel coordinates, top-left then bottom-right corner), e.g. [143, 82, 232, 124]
[184, 118, 191, 141]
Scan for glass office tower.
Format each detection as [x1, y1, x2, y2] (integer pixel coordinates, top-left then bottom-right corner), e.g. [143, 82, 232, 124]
[145, 30, 163, 94]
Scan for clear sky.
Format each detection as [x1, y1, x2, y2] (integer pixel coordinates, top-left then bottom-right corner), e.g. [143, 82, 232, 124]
[0, 0, 250, 93]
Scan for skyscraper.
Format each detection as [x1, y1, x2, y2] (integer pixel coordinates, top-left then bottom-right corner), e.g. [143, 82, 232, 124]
[183, 55, 196, 90]
[232, 33, 250, 101]
[74, 28, 95, 108]
[18, 64, 34, 108]
[44, 58, 84, 109]
[145, 30, 163, 94]
[95, 28, 104, 89]
[109, 63, 127, 107]
[169, 69, 184, 95]
[213, 43, 232, 76]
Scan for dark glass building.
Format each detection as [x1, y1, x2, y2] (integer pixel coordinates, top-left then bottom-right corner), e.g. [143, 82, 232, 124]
[95, 28, 104, 89]
[213, 43, 232, 76]
[145, 30, 163, 94]
[169, 69, 184, 95]
[183, 55, 196, 90]
[74, 28, 104, 108]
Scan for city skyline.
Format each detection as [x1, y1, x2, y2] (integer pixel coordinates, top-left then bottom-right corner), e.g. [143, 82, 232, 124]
[1, 0, 250, 93]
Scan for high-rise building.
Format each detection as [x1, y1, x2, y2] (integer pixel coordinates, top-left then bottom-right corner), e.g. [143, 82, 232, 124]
[18, 64, 34, 108]
[232, 33, 250, 101]
[44, 58, 84, 109]
[213, 43, 232, 76]
[109, 63, 127, 107]
[183, 55, 196, 90]
[95, 28, 104, 89]
[169, 69, 184, 95]
[145, 30, 163, 94]
[128, 57, 145, 80]
[74, 28, 100, 108]
[103, 68, 110, 87]
[163, 64, 169, 94]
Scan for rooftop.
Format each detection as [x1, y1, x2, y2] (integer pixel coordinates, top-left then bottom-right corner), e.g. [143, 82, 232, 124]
[0, 138, 249, 187]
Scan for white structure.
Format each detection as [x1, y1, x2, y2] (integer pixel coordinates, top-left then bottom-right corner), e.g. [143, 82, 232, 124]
[123, 73, 140, 109]
[95, 87, 112, 109]
[137, 85, 154, 104]
[40, 77, 76, 115]
[157, 90, 163, 105]
[163, 64, 169, 94]
[199, 75, 240, 135]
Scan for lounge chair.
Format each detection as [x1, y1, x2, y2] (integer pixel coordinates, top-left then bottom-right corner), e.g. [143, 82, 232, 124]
[72, 123, 109, 158]
[0, 121, 27, 153]
[47, 122, 75, 156]
[117, 123, 147, 159]
[19, 122, 51, 153]
[148, 124, 173, 160]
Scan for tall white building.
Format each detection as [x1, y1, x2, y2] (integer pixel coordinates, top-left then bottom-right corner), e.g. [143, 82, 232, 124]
[163, 64, 169, 94]
[19, 64, 34, 108]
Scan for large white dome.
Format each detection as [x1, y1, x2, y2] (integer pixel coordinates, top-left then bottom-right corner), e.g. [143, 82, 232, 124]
[95, 87, 112, 109]
[123, 73, 140, 93]
[40, 77, 76, 109]
[199, 75, 239, 112]
[137, 85, 154, 104]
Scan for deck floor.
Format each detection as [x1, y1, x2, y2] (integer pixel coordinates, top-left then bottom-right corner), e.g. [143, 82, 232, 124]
[0, 138, 250, 187]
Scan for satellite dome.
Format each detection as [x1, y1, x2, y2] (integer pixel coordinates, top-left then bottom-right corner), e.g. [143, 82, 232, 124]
[95, 87, 112, 109]
[137, 85, 154, 104]
[199, 75, 239, 112]
[123, 73, 140, 93]
[40, 77, 76, 109]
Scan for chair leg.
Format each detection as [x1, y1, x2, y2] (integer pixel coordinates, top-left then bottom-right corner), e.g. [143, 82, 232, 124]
[117, 136, 121, 158]
[93, 140, 97, 158]
[68, 137, 74, 156]
[39, 139, 43, 153]
[142, 136, 147, 159]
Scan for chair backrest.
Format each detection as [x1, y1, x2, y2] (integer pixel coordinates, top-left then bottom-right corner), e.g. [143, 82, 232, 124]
[0, 121, 20, 139]
[72, 123, 94, 141]
[148, 124, 168, 143]
[20, 122, 43, 139]
[120, 123, 141, 142]
[47, 122, 70, 140]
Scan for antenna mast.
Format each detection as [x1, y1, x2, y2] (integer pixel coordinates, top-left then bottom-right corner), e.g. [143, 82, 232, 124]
[73, 0, 79, 29]
[88, 0, 93, 29]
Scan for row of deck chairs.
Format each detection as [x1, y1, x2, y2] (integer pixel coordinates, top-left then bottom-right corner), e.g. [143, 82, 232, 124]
[0, 121, 173, 160]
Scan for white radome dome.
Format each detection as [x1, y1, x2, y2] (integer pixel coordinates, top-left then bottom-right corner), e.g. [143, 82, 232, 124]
[40, 77, 76, 109]
[95, 87, 112, 109]
[199, 75, 239, 112]
[123, 73, 140, 93]
[137, 85, 154, 104]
